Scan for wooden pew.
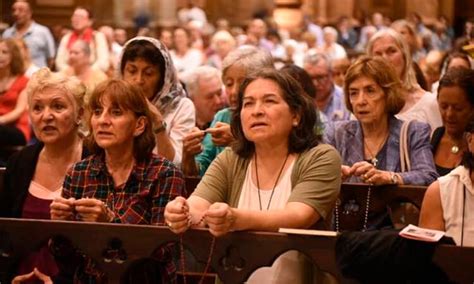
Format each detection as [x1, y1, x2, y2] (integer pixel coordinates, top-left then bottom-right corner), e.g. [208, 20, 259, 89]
[184, 178, 428, 231]
[0, 167, 5, 198]
[337, 183, 427, 230]
[0, 218, 473, 283]
[0, 218, 341, 283]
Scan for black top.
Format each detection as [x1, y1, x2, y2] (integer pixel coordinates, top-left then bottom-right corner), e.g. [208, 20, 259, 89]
[430, 127, 455, 176]
[0, 142, 89, 218]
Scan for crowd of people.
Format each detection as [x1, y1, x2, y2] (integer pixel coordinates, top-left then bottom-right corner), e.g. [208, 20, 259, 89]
[1, 0, 474, 282]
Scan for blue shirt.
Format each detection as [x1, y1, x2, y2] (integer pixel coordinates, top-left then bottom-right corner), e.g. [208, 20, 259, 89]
[195, 107, 232, 176]
[322, 85, 351, 122]
[3, 21, 55, 67]
[324, 117, 438, 185]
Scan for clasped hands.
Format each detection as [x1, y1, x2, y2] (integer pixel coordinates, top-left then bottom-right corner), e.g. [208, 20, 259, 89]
[50, 197, 114, 222]
[342, 161, 392, 185]
[164, 196, 236, 237]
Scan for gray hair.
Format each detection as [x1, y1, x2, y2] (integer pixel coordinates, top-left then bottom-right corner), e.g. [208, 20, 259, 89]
[303, 51, 332, 71]
[183, 66, 222, 98]
[367, 28, 418, 91]
[221, 45, 273, 78]
[72, 39, 91, 57]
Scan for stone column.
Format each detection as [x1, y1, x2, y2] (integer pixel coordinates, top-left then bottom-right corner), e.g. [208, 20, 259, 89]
[151, 0, 178, 28]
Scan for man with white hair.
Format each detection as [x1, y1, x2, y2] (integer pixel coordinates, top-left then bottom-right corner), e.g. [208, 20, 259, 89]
[183, 66, 224, 130]
[322, 26, 347, 60]
[303, 52, 350, 121]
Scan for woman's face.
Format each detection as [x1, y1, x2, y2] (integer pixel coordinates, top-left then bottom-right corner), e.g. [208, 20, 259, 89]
[91, 94, 144, 152]
[223, 64, 246, 107]
[371, 36, 405, 79]
[348, 76, 387, 125]
[438, 86, 473, 137]
[123, 57, 161, 100]
[240, 78, 298, 146]
[30, 87, 79, 144]
[0, 42, 12, 70]
[173, 28, 189, 50]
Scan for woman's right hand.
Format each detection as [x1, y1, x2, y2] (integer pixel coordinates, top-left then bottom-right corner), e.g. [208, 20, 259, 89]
[50, 197, 76, 220]
[206, 122, 233, 146]
[164, 196, 190, 234]
[12, 268, 52, 284]
[183, 127, 205, 156]
[146, 100, 164, 127]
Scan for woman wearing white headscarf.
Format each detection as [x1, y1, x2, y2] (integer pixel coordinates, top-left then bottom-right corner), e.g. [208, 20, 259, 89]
[118, 36, 196, 166]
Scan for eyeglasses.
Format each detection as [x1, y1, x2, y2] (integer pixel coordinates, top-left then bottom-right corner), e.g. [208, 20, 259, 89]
[311, 74, 329, 83]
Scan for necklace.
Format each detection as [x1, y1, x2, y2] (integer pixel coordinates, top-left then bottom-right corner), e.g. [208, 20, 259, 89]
[451, 145, 460, 154]
[364, 133, 388, 167]
[255, 152, 290, 211]
[334, 186, 372, 232]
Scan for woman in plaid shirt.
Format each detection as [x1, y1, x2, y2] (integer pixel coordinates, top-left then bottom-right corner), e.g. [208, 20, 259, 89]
[50, 79, 185, 282]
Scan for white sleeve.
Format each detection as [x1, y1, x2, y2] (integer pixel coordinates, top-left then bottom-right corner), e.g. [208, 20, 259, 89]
[163, 97, 196, 167]
[55, 33, 71, 72]
[91, 32, 110, 72]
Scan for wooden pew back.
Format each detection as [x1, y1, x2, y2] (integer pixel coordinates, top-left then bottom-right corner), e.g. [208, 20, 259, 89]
[337, 183, 427, 231]
[0, 218, 473, 283]
[0, 167, 5, 197]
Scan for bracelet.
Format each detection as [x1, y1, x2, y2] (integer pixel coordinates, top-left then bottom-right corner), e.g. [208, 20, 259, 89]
[390, 172, 400, 185]
[153, 121, 167, 134]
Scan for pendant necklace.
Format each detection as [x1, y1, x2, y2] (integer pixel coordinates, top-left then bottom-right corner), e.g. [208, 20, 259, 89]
[255, 152, 290, 211]
[364, 133, 388, 167]
[451, 145, 459, 154]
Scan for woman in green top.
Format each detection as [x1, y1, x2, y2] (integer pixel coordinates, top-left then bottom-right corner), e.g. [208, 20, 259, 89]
[166, 67, 341, 234]
[165, 68, 341, 282]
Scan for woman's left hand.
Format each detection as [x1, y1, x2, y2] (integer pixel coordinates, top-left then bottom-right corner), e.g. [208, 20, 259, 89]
[351, 161, 392, 185]
[74, 198, 113, 222]
[12, 268, 52, 284]
[146, 100, 164, 127]
[205, 202, 236, 237]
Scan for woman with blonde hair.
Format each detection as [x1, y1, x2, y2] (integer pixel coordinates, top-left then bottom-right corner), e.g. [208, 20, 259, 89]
[1, 68, 87, 219]
[367, 28, 442, 131]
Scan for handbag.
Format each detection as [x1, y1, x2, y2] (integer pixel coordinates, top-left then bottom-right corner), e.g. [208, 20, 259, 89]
[393, 120, 418, 228]
[399, 120, 412, 172]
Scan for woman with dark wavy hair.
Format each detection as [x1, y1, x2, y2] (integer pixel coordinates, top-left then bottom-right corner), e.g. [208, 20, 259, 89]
[164, 68, 341, 283]
[420, 113, 474, 247]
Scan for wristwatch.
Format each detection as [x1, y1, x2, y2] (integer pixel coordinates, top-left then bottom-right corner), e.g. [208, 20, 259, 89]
[153, 121, 167, 134]
[390, 172, 400, 185]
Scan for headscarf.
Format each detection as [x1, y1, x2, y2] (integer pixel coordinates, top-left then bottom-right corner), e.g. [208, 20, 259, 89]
[118, 36, 187, 116]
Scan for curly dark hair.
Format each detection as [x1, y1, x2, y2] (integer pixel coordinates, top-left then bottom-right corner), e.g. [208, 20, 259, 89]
[231, 68, 320, 158]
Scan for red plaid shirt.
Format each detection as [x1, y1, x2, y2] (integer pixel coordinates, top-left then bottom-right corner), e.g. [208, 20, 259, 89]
[63, 153, 185, 283]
